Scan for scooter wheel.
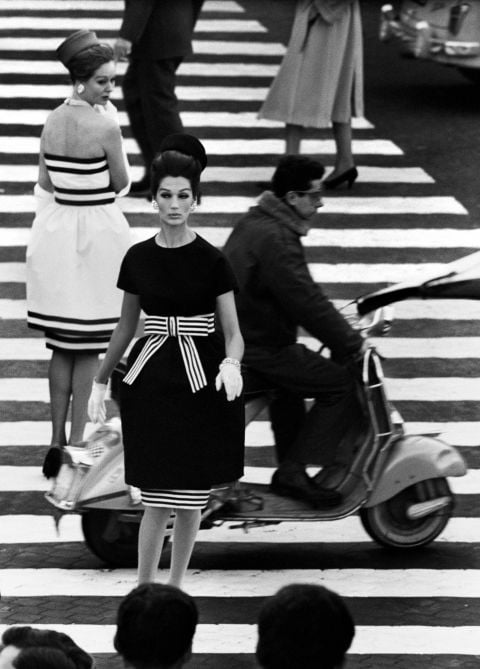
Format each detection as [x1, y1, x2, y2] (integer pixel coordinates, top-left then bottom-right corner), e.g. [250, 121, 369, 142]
[359, 478, 453, 549]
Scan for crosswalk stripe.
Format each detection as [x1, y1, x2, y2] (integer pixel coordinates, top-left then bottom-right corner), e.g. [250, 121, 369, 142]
[0, 465, 475, 493]
[0, 109, 374, 129]
[0, 38, 287, 55]
[0, 515, 476, 545]
[2, 226, 478, 248]
[0, 623, 478, 655]
[0, 0, 244, 10]
[1, 420, 479, 448]
[0, 260, 469, 284]
[2, 568, 479, 597]
[0, 196, 466, 216]
[2, 376, 480, 402]
[1, 17, 267, 32]
[1, 420, 478, 447]
[3, 299, 480, 321]
[0, 136, 402, 155]
[2, 337, 480, 361]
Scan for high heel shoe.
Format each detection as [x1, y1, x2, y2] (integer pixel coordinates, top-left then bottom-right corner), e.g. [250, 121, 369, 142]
[324, 166, 358, 190]
[42, 446, 63, 479]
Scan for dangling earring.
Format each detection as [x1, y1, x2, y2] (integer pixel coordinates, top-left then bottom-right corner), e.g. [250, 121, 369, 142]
[190, 202, 196, 212]
[152, 200, 158, 210]
[77, 83, 85, 95]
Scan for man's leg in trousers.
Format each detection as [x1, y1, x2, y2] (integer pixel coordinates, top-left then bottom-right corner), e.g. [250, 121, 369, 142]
[142, 58, 184, 163]
[245, 344, 361, 467]
[269, 390, 306, 463]
[122, 60, 153, 176]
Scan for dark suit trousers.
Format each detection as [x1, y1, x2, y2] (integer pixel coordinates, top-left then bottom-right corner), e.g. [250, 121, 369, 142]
[122, 57, 184, 172]
[244, 343, 364, 466]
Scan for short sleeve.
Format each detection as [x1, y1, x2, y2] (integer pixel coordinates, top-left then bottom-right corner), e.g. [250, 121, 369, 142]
[213, 253, 238, 296]
[117, 250, 139, 294]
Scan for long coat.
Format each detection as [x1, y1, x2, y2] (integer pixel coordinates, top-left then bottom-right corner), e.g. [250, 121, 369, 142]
[259, 0, 364, 128]
[119, 0, 204, 60]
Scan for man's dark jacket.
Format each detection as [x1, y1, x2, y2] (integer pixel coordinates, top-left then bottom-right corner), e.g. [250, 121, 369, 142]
[119, 0, 204, 60]
[223, 191, 363, 357]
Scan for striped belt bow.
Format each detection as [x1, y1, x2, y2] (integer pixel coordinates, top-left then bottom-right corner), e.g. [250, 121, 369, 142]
[123, 314, 215, 393]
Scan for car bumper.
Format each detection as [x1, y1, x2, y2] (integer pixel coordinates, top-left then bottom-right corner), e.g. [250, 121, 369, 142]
[380, 4, 480, 60]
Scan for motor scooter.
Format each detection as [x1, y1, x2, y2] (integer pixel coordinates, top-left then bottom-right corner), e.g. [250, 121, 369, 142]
[45, 269, 474, 566]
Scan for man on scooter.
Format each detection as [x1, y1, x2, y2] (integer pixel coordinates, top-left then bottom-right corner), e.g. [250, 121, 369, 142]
[223, 155, 366, 508]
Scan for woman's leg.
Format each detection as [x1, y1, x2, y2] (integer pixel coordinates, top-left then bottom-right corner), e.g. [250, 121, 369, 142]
[285, 123, 303, 155]
[48, 350, 74, 446]
[138, 506, 172, 584]
[70, 352, 99, 444]
[168, 508, 202, 588]
[331, 120, 354, 175]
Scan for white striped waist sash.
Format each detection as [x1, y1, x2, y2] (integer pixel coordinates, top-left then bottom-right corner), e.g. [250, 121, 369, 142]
[123, 314, 216, 393]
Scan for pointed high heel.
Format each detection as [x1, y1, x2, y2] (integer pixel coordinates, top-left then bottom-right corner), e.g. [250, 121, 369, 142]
[324, 166, 358, 190]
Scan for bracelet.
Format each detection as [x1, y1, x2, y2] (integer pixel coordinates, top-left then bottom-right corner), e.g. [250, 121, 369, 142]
[219, 357, 241, 370]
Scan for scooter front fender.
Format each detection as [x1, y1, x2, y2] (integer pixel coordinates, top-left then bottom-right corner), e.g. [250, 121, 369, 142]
[76, 445, 136, 510]
[365, 434, 467, 507]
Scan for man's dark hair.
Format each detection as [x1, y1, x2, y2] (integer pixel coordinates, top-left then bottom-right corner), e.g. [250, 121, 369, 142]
[256, 584, 355, 669]
[271, 155, 325, 198]
[1, 627, 92, 669]
[114, 583, 198, 669]
[13, 647, 76, 669]
[67, 43, 114, 83]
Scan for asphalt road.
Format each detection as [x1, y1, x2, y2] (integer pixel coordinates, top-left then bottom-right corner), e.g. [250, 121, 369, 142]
[0, 1, 479, 667]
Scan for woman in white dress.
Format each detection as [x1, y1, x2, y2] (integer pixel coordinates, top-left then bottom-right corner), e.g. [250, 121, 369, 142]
[26, 30, 131, 477]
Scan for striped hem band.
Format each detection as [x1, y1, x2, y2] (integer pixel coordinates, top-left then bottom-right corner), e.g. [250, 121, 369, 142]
[141, 488, 211, 509]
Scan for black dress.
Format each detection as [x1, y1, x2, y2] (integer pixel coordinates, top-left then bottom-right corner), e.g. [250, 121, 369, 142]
[118, 234, 245, 494]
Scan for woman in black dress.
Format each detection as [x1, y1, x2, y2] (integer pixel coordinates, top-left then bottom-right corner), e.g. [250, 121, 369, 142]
[88, 134, 244, 587]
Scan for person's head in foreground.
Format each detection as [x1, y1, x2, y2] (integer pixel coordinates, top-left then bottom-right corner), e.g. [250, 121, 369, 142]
[271, 155, 325, 221]
[256, 583, 355, 669]
[0, 627, 92, 669]
[114, 583, 198, 669]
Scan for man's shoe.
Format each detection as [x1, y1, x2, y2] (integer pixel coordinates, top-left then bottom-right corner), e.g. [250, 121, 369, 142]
[271, 465, 341, 508]
[312, 463, 349, 489]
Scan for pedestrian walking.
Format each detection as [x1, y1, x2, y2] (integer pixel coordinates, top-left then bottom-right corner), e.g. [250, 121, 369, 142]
[259, 0, 364, 189]
[114, 583, 198, 668]
[25, 30, 131, 479]
[114, 0, 204, 196]
[88, 133, 244, 587]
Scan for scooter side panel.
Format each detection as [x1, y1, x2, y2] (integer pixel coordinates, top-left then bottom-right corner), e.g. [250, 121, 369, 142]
[364, 435, 467, 507]
[75, 445, 139, 510]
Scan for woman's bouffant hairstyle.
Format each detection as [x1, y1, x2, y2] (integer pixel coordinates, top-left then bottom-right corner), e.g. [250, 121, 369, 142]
[13, 647, 76, 669]
[150, 150, 203, 203]
[67, 43, 114, 83]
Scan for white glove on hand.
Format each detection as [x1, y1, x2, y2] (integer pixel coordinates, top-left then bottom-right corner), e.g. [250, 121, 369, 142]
[88, 380, 108, 424]
[215, 364, 243, 401]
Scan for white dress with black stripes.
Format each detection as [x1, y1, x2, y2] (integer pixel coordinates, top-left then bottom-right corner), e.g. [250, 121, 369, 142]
[26, 108, 131, 352]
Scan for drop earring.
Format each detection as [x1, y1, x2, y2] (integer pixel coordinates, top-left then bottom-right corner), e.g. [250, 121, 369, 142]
[77, 83, 85, 94]
[152, 200, 158, 210]
[190, 202, 196, 212]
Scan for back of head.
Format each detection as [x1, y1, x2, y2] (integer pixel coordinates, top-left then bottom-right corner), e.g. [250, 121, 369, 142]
[114, 583, 198, 669]
[13, 647, 76, 669]
[271, 155, 325, 199]
[56, 30, 113, 83]
[256, 584, 355, 669]
[1, 627, 92, 669]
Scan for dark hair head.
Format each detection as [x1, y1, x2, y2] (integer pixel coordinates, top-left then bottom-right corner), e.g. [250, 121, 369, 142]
[67, 43, 114, 83]
[271, 155, 325, 198]
[150, 150, 203, 202]
[1, 627, 93, 669]
[114, 583, 198, 669]
[13, 647, 76, 669]
[256, 584, 355, 669]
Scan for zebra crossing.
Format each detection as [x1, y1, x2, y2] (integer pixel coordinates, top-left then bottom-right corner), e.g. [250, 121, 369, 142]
[1, 1, 479, 667]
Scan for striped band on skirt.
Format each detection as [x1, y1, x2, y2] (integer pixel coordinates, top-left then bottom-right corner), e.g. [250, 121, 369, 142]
[141, 488, 211, 509]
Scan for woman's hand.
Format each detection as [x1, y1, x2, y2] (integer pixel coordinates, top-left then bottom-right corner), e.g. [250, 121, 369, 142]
[215, 361, 243, 401]
[88, 380, 108, 424]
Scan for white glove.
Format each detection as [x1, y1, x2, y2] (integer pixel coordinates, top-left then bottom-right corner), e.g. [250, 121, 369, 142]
[88, 380, 108, 424]
[215, 363, 243, 401]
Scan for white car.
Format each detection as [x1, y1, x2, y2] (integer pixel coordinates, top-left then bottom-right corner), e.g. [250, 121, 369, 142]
[380, 1, 480, 83]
